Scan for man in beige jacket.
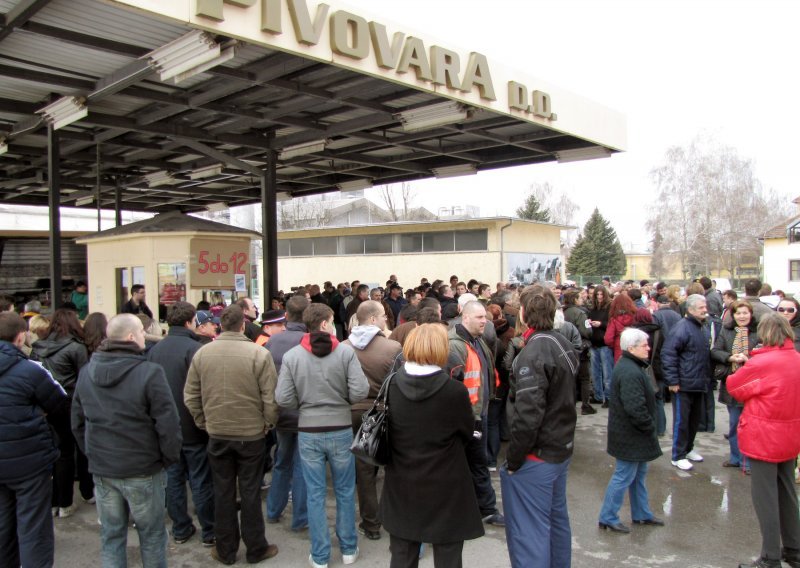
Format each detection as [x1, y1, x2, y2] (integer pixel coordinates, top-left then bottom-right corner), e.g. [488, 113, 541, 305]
[185, 304, 279, 566]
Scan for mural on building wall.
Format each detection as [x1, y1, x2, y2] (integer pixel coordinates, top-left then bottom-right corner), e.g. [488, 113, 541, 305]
[506, 253, 562, 285]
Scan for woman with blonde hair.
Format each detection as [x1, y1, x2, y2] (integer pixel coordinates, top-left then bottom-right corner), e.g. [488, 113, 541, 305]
[380, 323, 483, 567]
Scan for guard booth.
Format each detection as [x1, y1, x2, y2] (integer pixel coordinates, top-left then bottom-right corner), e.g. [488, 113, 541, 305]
[76, 211, 260, 320]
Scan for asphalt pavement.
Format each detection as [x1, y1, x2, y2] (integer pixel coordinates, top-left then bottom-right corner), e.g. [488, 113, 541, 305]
[52, 400, 780, 567]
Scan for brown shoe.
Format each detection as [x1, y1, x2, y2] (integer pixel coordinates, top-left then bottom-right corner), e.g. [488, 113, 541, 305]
[210, 547, 235, 566]
[247, 544, 279, 564]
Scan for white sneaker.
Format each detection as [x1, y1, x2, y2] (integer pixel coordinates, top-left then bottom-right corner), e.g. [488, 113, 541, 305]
[343, 547, 359, 565]
[58, 505, 77, 518]
[671, 459, 693, 471]
[686, 450, 704, 462]
[309, 554, 327, 568]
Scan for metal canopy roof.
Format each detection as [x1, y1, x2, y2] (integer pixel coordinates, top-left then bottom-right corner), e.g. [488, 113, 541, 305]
[0, 0, 623, 214]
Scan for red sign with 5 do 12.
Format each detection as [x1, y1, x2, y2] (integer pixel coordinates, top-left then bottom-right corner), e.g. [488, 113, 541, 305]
[189, 238, 250, 289]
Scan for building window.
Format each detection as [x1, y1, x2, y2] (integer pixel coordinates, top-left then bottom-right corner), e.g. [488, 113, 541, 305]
[423, 231, 454, 252]
[455, 230, 488, 251]
[791, 260, 800, 281]
[312, 238, 337, 256]
[399, 233, 423, 252]
[342, 236, 364, 255]
[364, 235, 392, 254]
[790, 225, 800, 243]
[291, 239, 313, 256]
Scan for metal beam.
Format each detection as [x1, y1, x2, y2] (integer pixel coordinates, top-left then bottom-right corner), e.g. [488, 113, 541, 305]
[47, 123, 62, 308]
[177, 139, 263, 177]
[0, 0, 51, 42]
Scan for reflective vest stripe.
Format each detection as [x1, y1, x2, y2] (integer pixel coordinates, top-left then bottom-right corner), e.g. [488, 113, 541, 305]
[255, 334, 269, 347]
[463, 344, 482, 406]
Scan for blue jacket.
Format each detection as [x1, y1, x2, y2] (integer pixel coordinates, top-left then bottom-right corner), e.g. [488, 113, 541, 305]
[661, 315, 712, 392]
[0, 341, 68, 484]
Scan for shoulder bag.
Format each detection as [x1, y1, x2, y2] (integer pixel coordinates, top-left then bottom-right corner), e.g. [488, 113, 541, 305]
[350, 371, 394, 466]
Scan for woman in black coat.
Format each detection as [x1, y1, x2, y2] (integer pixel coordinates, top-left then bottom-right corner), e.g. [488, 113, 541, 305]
[31, 308, 90, 516]
[598, 328, 663, 533]
[711, 300, 759, 472]
[380, 323, 484, 568]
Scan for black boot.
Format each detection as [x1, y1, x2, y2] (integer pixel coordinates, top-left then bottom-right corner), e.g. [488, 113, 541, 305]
[783, 547, 800, 568]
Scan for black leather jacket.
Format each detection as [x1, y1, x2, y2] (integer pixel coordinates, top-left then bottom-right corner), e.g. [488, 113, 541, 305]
[507, 330, 579, 470]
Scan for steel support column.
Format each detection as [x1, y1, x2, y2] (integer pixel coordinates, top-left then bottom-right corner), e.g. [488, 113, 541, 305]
[261, 150, 278, 304]
[114, 179, 122, 226]
[47, 124, 62, 309]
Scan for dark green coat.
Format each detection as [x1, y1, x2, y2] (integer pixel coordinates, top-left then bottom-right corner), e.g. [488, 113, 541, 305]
[606, 352, 662, 462]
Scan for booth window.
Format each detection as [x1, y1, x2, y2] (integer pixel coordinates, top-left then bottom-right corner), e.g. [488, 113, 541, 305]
[790, 224, 800, 243]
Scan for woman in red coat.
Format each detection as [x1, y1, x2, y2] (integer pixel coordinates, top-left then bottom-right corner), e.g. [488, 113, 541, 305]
[604, 292, 637, 364]
[727, 312, 800, 568]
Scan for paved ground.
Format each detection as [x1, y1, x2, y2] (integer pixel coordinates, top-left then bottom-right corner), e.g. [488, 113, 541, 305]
[53, 401, 782, 567]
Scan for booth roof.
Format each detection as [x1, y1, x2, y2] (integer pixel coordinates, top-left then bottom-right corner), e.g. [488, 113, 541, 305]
[76, 211, 261, 241]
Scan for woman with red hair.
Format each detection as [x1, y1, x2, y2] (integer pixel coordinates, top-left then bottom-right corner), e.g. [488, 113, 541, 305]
[604, 293, 637, 364]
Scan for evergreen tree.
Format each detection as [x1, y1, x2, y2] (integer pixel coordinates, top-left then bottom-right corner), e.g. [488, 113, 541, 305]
[516, 193, 551, 222]
[566, 208, 626, 279]
[649, 225, 666, 280]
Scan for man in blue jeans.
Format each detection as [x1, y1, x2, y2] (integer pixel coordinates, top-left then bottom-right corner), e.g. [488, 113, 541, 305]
[148, 301, 215, 546]
[276, 303, 369, 568]
[501, 285, 579, 568]
[72, 314, 181, 568]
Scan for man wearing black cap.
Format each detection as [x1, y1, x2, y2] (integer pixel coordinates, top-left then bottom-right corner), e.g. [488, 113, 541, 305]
[260, 310, 287, 343]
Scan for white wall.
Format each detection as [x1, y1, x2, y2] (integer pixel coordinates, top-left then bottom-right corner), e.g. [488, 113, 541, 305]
[763, 238, 800, 295]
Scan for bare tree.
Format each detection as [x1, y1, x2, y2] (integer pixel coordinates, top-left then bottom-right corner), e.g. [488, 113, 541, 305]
[647, 135, 791, 283]
[277, 198, 333, 230]
[378, 182, 417, 221]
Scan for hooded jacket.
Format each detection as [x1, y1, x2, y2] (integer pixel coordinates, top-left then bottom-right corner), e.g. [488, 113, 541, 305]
[276, 332, 369, 430]
[728, 339, 800, 462]
[72, 340, 181, 477]
[605, 313, 636, 363]
[380, 364, 484, 544]
[344, 325, 402, 413]
[30, 333, 88, 392]
[0, 341, 67, 484]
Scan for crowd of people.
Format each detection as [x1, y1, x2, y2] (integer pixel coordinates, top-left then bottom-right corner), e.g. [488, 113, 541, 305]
[2, 272, 800, 568]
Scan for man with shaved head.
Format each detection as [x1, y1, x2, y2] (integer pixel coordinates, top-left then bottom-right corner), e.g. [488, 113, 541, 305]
[445, 301, 505, 527]
[72, 313, 181, 567]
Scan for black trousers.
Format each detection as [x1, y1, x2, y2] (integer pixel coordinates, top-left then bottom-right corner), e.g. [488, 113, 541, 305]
[389, 534, 463, 568]
[671, 391, 703, 461]
[577, 358, 593, 407]
[49, 403, 75, 508]
[207, 438, 269, 563]
[750, 458, 800, 561]
[351, 409, 380, 531]
[464, 426, 497, 517]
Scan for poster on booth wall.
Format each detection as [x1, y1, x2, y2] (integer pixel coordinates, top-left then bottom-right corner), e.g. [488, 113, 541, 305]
[234, 273, 247, 292]
[189, 238, 250, 289]
[158, 263, 186, 305]
[505, 253, 562, 285]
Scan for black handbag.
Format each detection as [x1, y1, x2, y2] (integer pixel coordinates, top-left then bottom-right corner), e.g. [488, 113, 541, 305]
[350, 371, 394, 466]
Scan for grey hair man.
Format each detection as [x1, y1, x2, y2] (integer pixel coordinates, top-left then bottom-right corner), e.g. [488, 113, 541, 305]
[661, 294, 711, 471]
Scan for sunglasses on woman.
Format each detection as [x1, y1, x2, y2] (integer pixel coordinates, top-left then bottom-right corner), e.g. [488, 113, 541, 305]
[778, 307, 797, 314]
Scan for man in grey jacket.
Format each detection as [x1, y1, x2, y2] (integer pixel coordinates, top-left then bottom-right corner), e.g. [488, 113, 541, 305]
[276, 303, 369, 568]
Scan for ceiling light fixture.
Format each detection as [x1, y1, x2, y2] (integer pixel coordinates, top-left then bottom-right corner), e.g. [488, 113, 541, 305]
[206, 202, 228, 212]
[279, 139, 329, 160]
[554, 147, 612, 163]
[0, 138, 7, 155]
[75, 196, 94, 206]
[37, 96, 88, 130]
[189, 164, 223, 180]
[432, 164, 477, 179]
[147, 30, 233, 84]
[396, 101, 470, 132]
[337, 178, 373, 191]
[144, 171, 176, 187]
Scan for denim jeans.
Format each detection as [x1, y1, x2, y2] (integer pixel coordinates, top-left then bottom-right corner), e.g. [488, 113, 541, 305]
[590, 346, 613, 402]
[727, 405, 749, 470]
[0, 468, 54, 568]
[500, 459, 571, 568]
[266, 430, 308, 530]
[94, 470, 167, 568]
[298, 429, 358, 565]
[598, 459, 654, 525]
[166, 443, 215, 542]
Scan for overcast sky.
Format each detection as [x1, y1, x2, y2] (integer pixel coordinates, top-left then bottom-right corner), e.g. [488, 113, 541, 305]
[343, 0, 800, 250]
